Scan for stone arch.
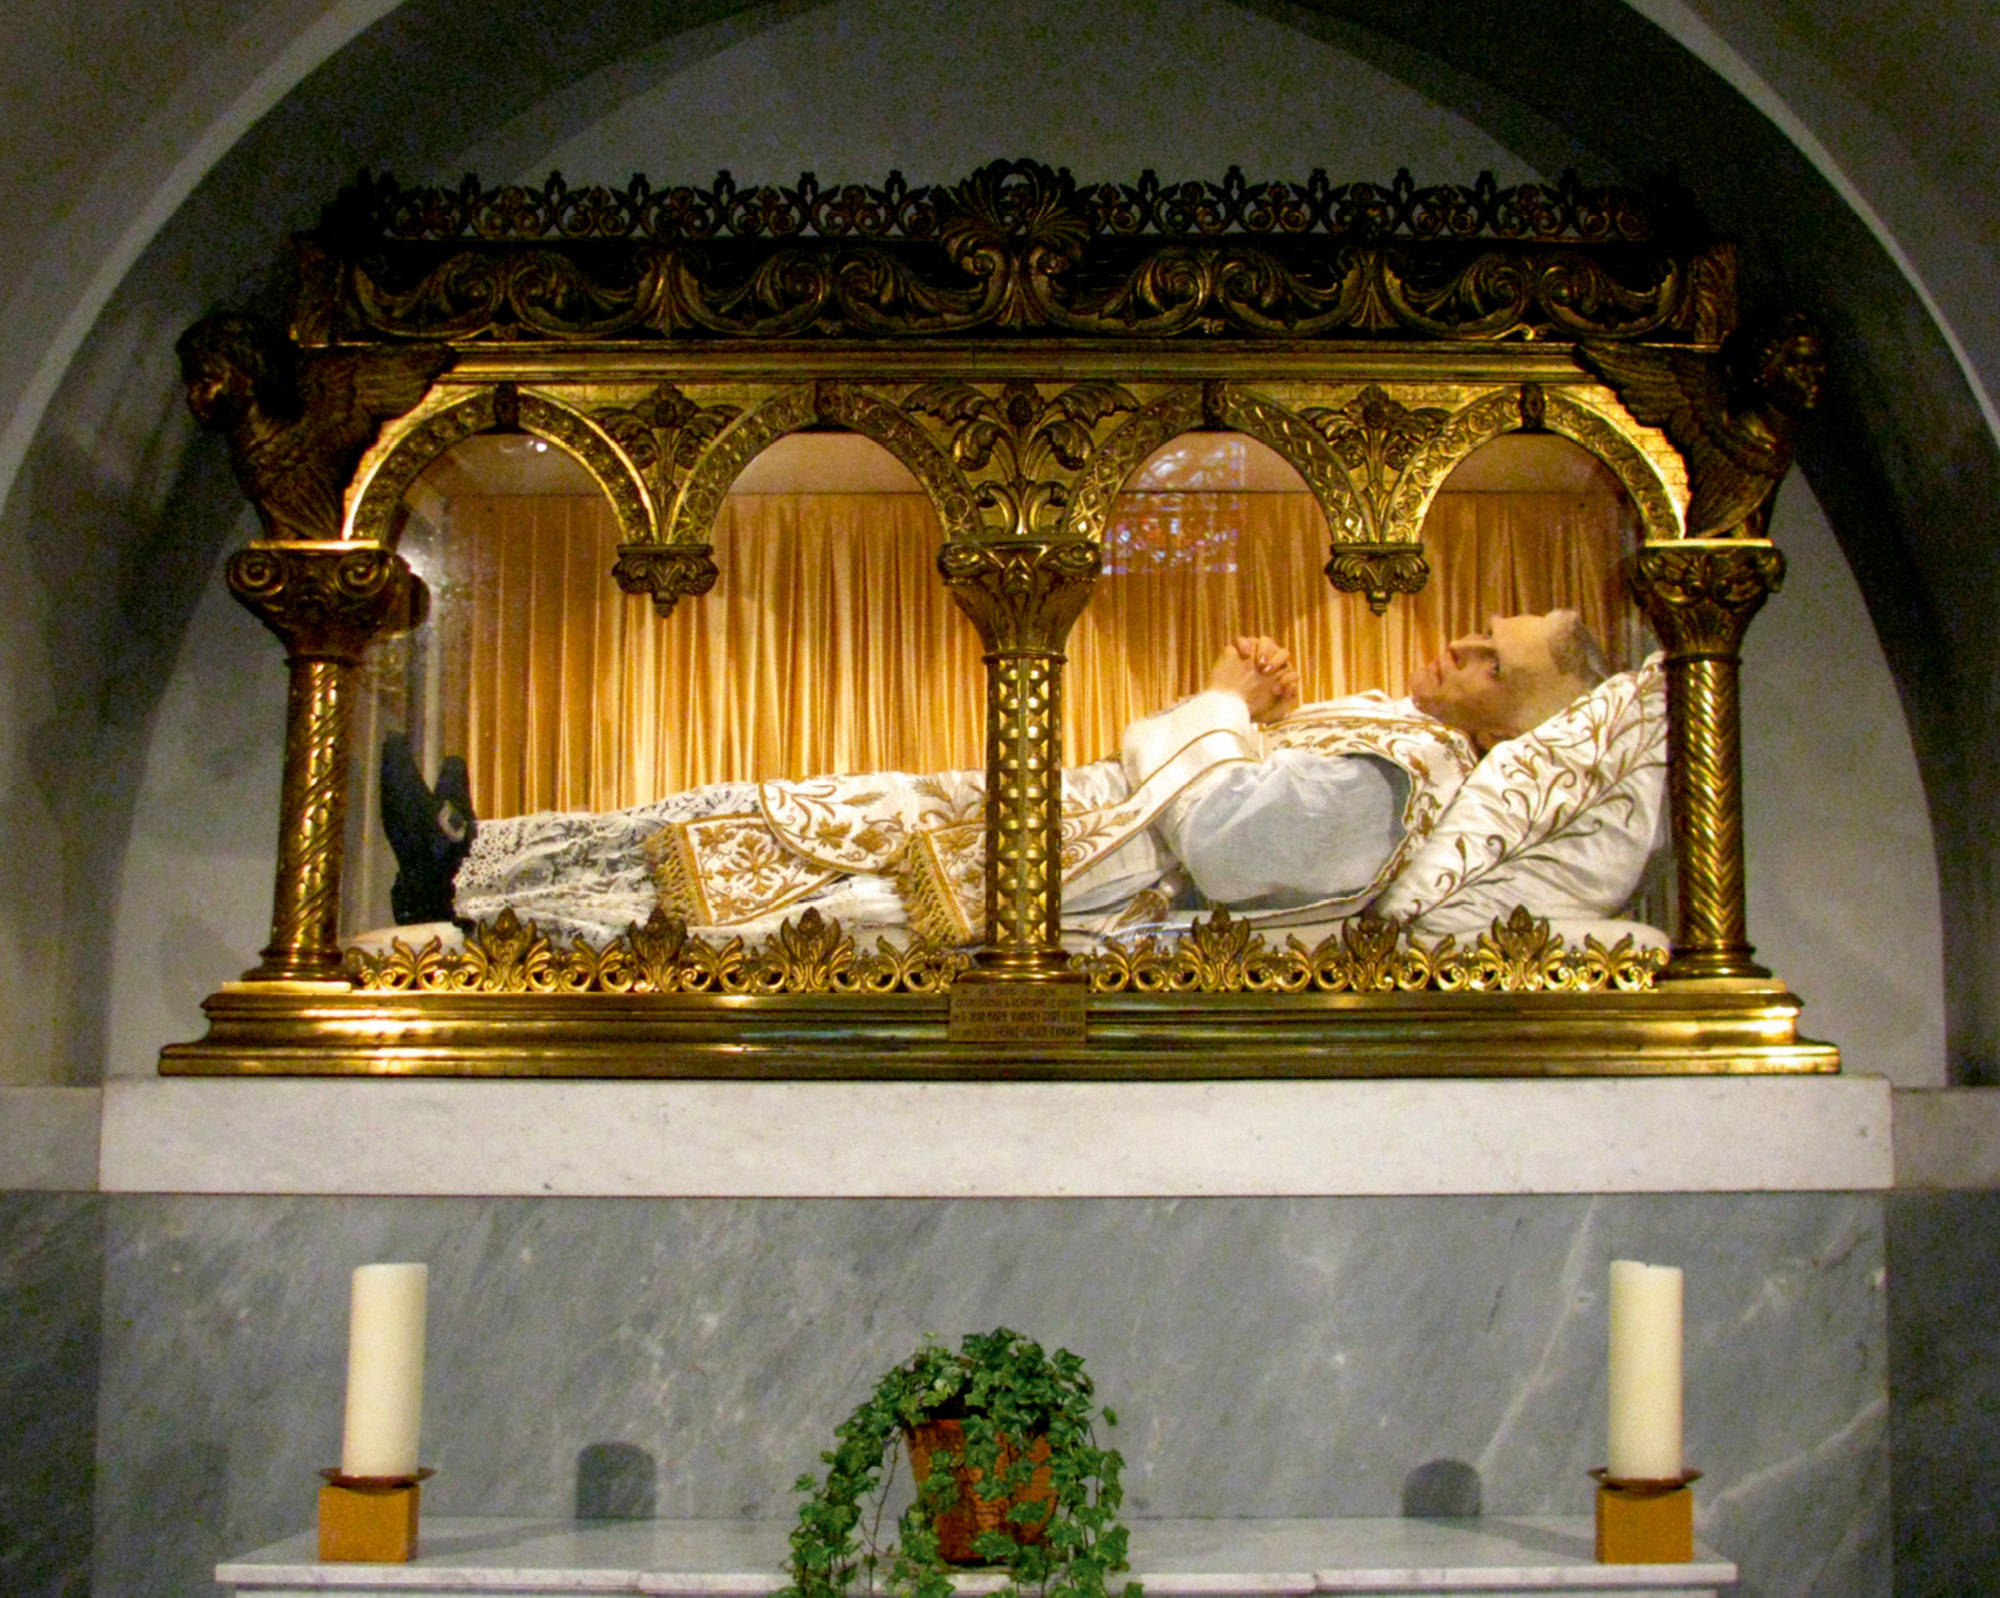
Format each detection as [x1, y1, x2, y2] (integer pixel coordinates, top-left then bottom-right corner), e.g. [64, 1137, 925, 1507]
[347, 385, 655, 545]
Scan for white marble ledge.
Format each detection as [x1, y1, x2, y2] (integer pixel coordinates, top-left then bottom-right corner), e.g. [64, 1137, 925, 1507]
[101, 1076, 1890, 1197]
[216, 1517, 1735, 1596]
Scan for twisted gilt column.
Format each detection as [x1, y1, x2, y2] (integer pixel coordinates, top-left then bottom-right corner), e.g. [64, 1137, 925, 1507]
[938, 538, 1101, 982]
[1630, 540, 1785, 981]
[227, 542, 424, 982]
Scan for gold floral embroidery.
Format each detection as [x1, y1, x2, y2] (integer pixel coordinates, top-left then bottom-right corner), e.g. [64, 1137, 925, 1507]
[647, 812, 840, 925]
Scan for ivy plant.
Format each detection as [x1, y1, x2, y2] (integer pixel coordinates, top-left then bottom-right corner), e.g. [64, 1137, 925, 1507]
[778, 1328, 1141, 1598]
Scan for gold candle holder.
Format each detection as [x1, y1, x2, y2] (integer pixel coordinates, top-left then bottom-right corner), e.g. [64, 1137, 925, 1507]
[1591, 1467, 1699, 1563]
[318, 1467, 433, 1562]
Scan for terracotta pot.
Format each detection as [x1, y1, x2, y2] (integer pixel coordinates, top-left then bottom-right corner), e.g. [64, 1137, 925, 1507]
[903, 1417, 1053, 1566]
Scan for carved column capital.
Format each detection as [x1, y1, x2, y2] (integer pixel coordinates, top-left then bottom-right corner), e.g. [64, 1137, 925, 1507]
[226, 541, 423, 663]
[1630, 541, 1785, 657]
[938, 537, 1101, 651]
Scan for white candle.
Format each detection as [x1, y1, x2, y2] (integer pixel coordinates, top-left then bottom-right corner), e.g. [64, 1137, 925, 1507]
[1607, 1259, 1682, 1480]
[341, 1263, 428, 1478]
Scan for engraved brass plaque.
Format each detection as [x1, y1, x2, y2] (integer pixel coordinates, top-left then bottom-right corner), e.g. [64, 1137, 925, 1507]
[949, 982, 1089, 1047]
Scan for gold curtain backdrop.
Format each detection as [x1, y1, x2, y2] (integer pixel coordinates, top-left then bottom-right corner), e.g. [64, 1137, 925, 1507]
[402, 447, 1638, 820]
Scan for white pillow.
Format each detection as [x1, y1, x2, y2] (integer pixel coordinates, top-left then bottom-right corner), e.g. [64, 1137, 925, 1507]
[1372, 655, 1668, 935]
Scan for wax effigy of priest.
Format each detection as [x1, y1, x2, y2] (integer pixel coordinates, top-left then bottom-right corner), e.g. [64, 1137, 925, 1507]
[383, 611, 1670, 951]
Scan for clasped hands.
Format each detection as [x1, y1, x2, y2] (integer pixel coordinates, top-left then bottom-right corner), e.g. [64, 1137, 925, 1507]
[1208, 635, 1301, 724]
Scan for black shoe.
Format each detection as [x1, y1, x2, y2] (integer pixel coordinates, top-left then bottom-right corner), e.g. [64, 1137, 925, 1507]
[381, 735, 478, 925]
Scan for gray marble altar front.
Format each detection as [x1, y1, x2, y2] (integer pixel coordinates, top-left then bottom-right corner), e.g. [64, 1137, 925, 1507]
[86, 1194, 1886, 1598]
[214, 1515, 1739, 1596]
[0, 1192, 103, 1598]
[1885, 1191, 2000, 1595]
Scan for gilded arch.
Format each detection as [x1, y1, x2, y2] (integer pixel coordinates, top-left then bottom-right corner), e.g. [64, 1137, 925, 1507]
[1380, 385, 1684, 551]
[347, 385, 655, 546]
[664, 386, 819, 543]
[813, 382, 983, 545]
[1205, 382, 1367, 542]
[1062, 386, 1207, 545]
[661, 380, 983, 548]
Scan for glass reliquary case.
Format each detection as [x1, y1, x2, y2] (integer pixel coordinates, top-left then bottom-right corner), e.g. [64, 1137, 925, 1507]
[161, 160, 1837, 1077]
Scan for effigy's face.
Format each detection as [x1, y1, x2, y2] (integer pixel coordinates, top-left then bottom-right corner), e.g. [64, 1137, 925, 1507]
[1408, 612, 1567, 747]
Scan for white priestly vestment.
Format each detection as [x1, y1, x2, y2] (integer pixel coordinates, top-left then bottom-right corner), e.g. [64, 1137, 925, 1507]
[453, 691, 1476, 946]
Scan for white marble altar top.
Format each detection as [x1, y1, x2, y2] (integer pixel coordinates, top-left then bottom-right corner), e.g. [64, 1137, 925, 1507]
[218, 1517, 1735, 1596]
[98, 1076, 1889, 1196]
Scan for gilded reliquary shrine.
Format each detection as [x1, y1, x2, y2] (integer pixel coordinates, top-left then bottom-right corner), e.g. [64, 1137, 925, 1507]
[162, 161, 1835, 1076]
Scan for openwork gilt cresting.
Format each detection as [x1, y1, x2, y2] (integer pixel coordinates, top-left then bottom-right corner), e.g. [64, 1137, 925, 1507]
[297, 161, 1732, 345]
[159, 159, 1843, 1079]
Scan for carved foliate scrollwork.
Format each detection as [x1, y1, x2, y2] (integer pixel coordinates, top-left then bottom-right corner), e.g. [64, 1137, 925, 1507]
[1299, 385, 1446, 610]
[347, 908, 976, 995]
[1080, 907, 1665, 994]
[1062, 387, 1206, 544]
[338, 164, 1686, 246]
[591, 383, 741, 516]
[937, 538, 1103, 652]
[1631, 541, 1786, 655]
[325, 239, 1720, 345]
[1303, 383, 1449, 540]
[226, 542, 422, 661]
[1325, 546, 1431, 615]
[301, 163, 1731, 346]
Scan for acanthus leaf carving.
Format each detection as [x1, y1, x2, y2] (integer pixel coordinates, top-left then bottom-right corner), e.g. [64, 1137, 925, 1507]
[592, 382, 742, 513]
[1302, 384, 1451, 541]
[1324, 545, 1431, 615]
[346, 906, 1665, 995]
[905, 380, 1139, 539]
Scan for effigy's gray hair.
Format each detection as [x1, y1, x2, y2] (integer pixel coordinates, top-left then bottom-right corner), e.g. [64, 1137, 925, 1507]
[1548, 609, 1612, 688]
